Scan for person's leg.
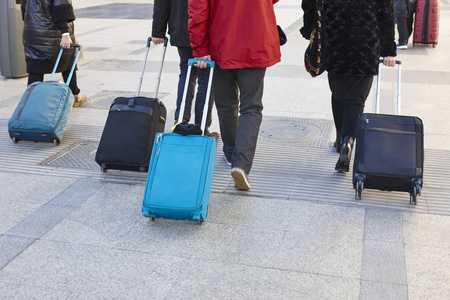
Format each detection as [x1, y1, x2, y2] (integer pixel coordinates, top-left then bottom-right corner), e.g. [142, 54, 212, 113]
[175, 47, 196, 123]
[335, 75, 373, 172]
[62, 70, 86, 107]
[213, 66, 239, 165]
[194, 66, 214, 131]
[397, 17, 409, 48]
[329, 74, 344, 151]
[232, 67, 266, 175]
[27, 73, 44, 86]
[62, 70, 80, 95]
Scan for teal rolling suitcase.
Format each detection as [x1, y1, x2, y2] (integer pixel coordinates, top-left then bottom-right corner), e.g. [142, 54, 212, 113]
[8, 45, 81, 145]
[142, 59, 217, 223]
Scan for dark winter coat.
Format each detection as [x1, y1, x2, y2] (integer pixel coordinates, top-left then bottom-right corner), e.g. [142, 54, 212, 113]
[301, 0, 397, 76]
[21, 0, 76, 74]
[152, 0, 190, 47]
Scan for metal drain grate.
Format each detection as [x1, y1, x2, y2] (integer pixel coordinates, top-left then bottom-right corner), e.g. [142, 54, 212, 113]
[259, 117, 332, 147]
[41, 141, 100, 171]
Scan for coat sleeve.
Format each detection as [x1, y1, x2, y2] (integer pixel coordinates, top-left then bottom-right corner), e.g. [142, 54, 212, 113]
[376, 0, 397, 57]
[188, 0, 210, 57]
[52, 0, 76, 23]
[152, 0, 170, 38]
[21, 0, 27, 20]
[300, 0, 315, 40]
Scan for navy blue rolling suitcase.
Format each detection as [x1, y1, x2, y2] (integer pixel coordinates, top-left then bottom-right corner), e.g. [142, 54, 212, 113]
[141, 59, 217, 223]
[353, 60, 424, 204]
[8, 45, 81, 145]
[95, 38, 167, 172]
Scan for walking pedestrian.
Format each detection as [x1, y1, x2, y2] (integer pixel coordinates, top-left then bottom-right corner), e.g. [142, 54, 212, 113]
[21, 0, 87, 107]
[188, 0, 281, 190]
[395, 0, 417, 49]
[301, 0, 397, 172]
[151, 0, 215, 135]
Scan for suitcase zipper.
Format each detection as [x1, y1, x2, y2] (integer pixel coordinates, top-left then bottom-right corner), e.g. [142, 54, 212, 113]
[366, 118, 414, 125]
[15, 84, 37, 121]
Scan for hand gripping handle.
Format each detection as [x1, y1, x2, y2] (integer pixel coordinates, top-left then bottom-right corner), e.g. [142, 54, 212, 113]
[188, 59, 215, 68]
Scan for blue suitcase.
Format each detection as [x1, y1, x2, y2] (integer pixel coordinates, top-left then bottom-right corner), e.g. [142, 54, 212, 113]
[142, 59, 217, 223]
[8, 45, 81, 145]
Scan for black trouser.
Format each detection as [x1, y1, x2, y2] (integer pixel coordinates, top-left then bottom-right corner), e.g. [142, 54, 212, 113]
[328, 74, 374, 139]
[27, 70, 80, 95]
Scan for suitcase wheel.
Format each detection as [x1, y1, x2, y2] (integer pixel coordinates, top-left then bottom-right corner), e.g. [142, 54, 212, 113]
[409, 184, 420, 205]
[196, 220, 203, 225]
[139, 166, 148, 172]
[150, 217, 155, 222]
[100, 165, 108, 173]
[11, 136, 19, 144]
[52, 138, 60, 146]
[354, 177, 364, 200]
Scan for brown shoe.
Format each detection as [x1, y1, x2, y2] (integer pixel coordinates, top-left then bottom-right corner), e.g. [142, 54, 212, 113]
[73, 94, 87, 107]
[207, 131, 219, 142]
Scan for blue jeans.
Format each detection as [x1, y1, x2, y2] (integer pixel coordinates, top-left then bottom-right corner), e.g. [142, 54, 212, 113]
[175, 47, 213, 130]
[214, 66, 266, 174]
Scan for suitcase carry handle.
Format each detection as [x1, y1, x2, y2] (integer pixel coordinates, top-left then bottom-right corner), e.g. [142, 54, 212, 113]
[137, 37, 168, 98]
[178, 59, 215, 135]
[50, 44, 81, 86]
[376, 59, 402, 115]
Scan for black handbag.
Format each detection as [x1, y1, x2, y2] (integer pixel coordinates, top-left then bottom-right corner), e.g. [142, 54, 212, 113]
[304, 0, 326, 77]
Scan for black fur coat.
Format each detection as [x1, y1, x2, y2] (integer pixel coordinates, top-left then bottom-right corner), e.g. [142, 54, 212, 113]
[301, 0, 397, 76]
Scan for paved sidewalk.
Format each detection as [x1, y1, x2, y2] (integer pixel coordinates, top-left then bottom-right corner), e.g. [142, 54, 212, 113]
[1, 1, 449, 299]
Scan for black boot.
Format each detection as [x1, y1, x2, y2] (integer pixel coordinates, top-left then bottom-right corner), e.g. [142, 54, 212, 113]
[335, 136, 354, 173]
[333, 130, 343, 153]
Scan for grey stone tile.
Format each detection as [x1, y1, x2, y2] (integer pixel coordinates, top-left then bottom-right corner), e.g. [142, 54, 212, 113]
[42, 183, 145, 245]
[0, 173, 75, 205]
[213, 195, 365, 242]
[46, 180, 104, 207]
[0, 282, 69, 299]
[0, 240, 185, 299]
[0, 235, 36, 269]
[0, 199, 41, 235]
[361, 239, 407, 284]
[43, 186, 227, 249]
[116, 218, 285, 265]
[403, 212, 450, 249]
[405, 244, 450, 300]
[7, 205, 76, 238]
[364, 208, 403, 242]
[359, 280, 408, 300]
[239, 230, 364, 279]
[166, 260, 360, 300]
[0, 173, 75, 234]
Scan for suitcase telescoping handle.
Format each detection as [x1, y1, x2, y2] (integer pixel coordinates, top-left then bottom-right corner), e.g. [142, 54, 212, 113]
[50, 44, 81, 86]
[376, 59, 402, 115]
[136, 37, 168, 98]
[178, 59, 215, 135]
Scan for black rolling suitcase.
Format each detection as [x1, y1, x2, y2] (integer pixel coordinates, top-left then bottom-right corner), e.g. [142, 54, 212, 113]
[353, 60, 424, 204]
[95, 37, 167, 172]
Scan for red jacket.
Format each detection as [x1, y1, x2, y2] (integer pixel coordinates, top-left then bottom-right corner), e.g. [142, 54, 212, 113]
[188, 0, 281, 69]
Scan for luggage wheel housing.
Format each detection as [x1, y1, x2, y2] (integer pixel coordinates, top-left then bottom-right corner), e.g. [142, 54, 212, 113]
[409, 179, 423, 205]
[353, 174, 365, 201]
[51, 138, 61, 146]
